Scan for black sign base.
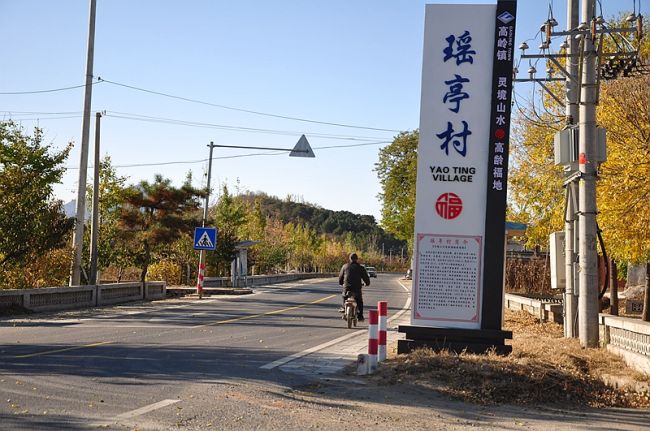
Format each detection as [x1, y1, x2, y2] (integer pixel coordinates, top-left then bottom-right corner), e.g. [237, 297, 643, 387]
[397, 325, 512, 355]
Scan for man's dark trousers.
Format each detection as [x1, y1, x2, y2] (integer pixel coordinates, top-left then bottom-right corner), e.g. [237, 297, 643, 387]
[343, 289, 363, 317]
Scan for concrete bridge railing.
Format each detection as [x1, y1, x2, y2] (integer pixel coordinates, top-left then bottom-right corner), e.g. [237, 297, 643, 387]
[203, 272, 337, 288]
[0, 281, 166, 313]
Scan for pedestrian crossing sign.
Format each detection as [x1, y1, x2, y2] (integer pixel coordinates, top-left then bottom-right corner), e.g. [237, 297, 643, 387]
[193, 227, 217, 250]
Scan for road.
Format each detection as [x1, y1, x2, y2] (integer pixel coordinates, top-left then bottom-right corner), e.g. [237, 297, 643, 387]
[0, 275, 408, 430]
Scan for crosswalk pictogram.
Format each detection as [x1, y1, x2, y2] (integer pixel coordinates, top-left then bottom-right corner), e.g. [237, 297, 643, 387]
[193, 227, 217, 250]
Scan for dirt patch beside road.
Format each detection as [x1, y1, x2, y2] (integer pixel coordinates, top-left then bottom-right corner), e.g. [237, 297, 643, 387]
[365, 309, 650, 408]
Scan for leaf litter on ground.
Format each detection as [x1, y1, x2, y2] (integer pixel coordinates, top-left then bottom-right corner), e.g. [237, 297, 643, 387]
[369, 309, 650, 408]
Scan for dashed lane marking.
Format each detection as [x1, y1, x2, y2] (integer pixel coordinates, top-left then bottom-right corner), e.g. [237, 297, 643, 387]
[190, 294, 336, 329]
[11, 294, 337, 359]
[114, 399, 180, 420]
[13, 341, 114, 359]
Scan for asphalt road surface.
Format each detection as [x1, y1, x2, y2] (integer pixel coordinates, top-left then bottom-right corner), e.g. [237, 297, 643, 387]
[0, 275, 408, 430]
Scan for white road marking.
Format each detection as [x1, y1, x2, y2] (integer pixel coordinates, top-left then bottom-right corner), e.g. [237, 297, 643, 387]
[390, 279, 412, 326]
[65, 324, 183, 329]
[261, 277, 411, 370]
[260, 329, 364, 369]
[397, 278, 411, 292]
[114, 399, 180, 420]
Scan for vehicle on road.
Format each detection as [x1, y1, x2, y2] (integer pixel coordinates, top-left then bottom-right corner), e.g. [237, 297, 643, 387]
[365, 266, 377, 278]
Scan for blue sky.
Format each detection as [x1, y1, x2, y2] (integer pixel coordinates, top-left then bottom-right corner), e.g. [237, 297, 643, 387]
[0, 0, 632, 222]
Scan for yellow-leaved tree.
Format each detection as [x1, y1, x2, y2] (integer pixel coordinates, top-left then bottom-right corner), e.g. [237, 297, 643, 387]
[597, 75, 650, 320]
[508, 92, 565, 247]
[597, 76, 650, 264]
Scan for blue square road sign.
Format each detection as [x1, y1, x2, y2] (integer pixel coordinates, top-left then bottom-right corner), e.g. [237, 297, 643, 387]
[194, 227, 218, 250]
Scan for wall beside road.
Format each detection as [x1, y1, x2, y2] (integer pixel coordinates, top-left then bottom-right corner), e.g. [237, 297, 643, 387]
[0, 281, 166, 313]
[203, 272, 336, 288]
[600, 314, 650, 375]
[504, 293, 563, 324]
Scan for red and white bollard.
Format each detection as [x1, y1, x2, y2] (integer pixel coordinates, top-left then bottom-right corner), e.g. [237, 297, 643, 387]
[196, 262, 205, 298]
[368, 310, 379, 373]
[378, 301, 388, 362]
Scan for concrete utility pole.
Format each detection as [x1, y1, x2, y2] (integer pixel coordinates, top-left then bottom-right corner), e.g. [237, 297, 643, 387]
[516, 0, 644, 346]
[563, 0, 579, 339]
[89, 112, 101, 285]
[578, 0, 600, 348]
[70, 0, 97, 286]
[196, 142, 215, 299]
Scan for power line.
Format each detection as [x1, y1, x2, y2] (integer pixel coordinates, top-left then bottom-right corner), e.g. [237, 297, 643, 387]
[103, 110, 390, 141]
[314, 141, 390, 150]
[0, 110, 83, 115]
[512, 90, 561, 128]
[98, 78, 402, 133]
[1, 78, 405, 133]
[2, 115, 82, 121]
[0, 82, 100, 95]
[1, 108, 392, 141]
[65, 140, 391, 170]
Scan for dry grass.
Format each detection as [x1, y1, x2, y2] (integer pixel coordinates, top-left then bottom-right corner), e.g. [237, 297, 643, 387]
[375, 310, 650, 408]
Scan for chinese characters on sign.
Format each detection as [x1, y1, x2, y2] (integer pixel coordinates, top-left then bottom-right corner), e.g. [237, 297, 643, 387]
[436, 121, 471, 156]
[438, 31, 475, 158]
[489, 20, 515, 193]
[443, 74, 470, 113]
[415, 234, 481, 323]
[480, 4, 517, 331]
[435, 193, 463, 220]
[443, 30, 476, 65]
[413, 3, 515, 329]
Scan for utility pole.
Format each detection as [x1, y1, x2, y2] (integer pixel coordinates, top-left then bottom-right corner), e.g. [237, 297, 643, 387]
[563, 0, 579, 339]
[515, 0, 643, 347]
[89, 112, 101, 285]
[70, 0, 97, 286]
[196, 142, 215, 298]
[578, 0, 600, 347]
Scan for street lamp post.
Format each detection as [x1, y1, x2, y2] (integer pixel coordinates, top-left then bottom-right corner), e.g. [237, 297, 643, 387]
[195, 135, 314, 297]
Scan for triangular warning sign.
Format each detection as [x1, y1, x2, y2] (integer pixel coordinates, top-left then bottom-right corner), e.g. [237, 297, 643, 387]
[290, 134, 315, 158]
[196, 232, 214, 248]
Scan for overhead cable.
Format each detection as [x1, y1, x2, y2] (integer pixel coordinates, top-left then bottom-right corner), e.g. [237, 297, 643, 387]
[66, 140, 391, 170]
[98, 78, 401, 133]
[0, 82, 99, 95]
[103, 111, 389, 141]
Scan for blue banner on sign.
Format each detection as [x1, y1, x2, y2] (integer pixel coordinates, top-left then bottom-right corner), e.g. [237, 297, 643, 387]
[194, 227, 217, 250]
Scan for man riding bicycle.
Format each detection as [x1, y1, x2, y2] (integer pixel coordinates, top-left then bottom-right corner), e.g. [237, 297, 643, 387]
[338, 253, 370, 321]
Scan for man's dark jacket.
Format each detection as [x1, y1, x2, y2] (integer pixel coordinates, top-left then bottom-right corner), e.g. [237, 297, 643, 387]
[338, 261, 370, 291]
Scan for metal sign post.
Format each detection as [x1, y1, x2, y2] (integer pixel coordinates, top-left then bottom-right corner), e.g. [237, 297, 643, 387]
[194, 137, 314, 298]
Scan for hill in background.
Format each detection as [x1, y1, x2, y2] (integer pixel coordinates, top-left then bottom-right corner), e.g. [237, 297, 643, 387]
[239, 192, 406, 255]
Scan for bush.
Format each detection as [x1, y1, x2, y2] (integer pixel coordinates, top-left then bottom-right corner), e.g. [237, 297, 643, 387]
[505, 256, 552, 296]
[0, 247, 72, 289]
[147, 260, 182, 285]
